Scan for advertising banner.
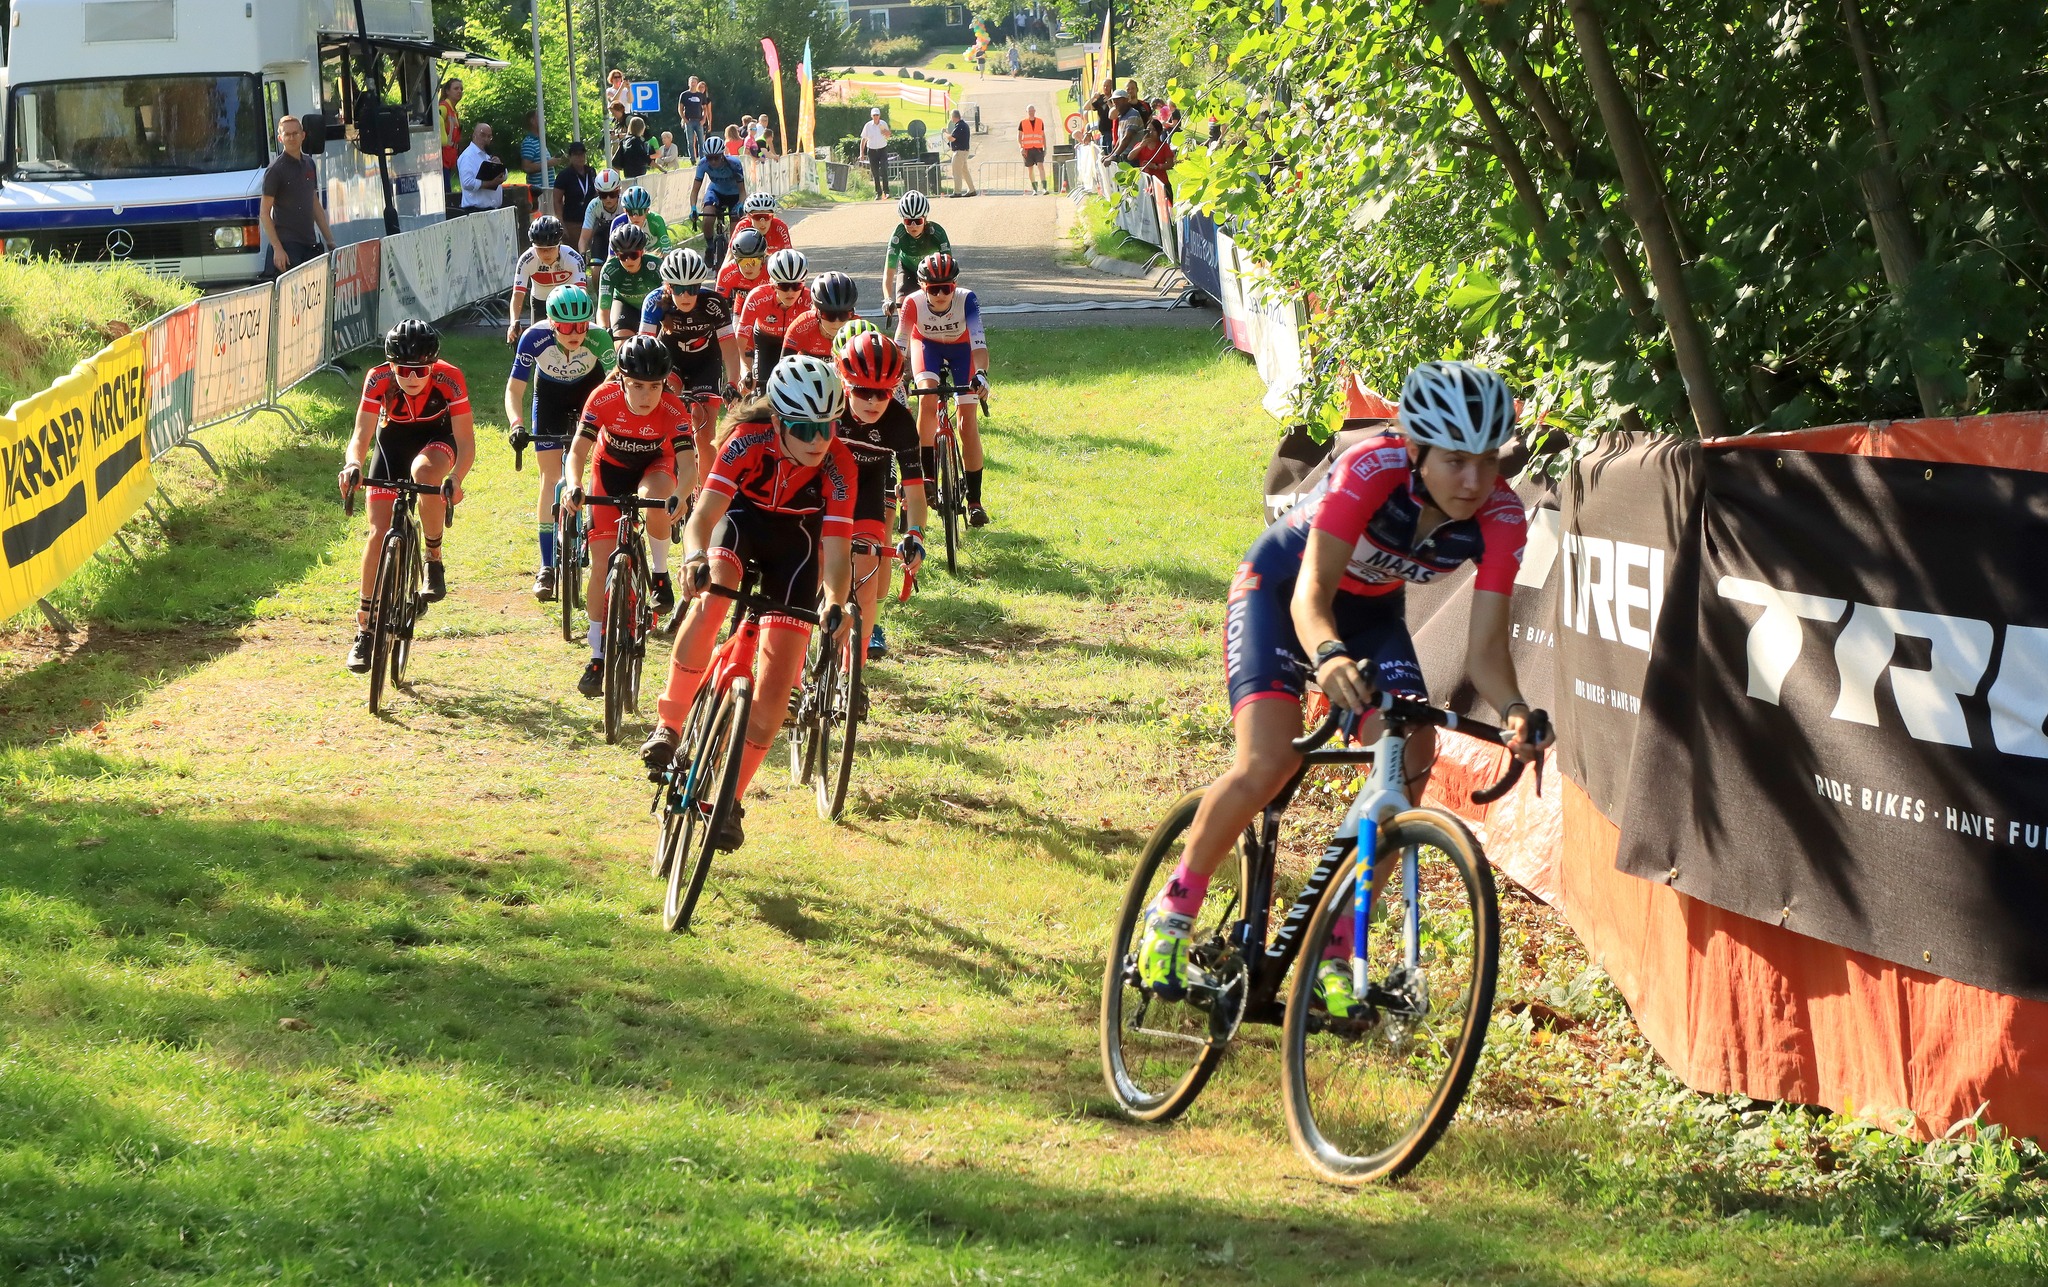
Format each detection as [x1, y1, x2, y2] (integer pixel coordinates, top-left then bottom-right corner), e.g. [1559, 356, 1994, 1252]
[192, 284, 273, 424]
[330, 238, 383, 355]
[1149, 176, 1176, 261]
[1178, 212, 1223, 304]
[1616, 446, 2048, 999]
[380, 221, 447, 328]
[0, 332, 151, 618]
[144, 303, 198, 460]
[273, 257, 330, 392]
[1115, 183, 1160, 248]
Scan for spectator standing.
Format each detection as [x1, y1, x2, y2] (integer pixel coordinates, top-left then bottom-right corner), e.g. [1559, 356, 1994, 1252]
[554, 140, 596, 223]
[612, 116, 652, 179]
[946, 109, 977, 196]
[1125, 120, 1177, 200]
[723, 124, 745, 157]
[677, 78, 710, 156]
[604, 69, 629, 114]
[258, 115, 335, 279]
[1108, 88, 1145, 160]
[1006, 42, 1021, 75]
[1017, 104, 1048, 194]
[455, 123, 506, 216]
[1086, 78, 1115, 150]
[438, 78, 464, 203]
[860, 108, 893, 200]
[606, 100, 629, 156]
[519, 110, 557, 184]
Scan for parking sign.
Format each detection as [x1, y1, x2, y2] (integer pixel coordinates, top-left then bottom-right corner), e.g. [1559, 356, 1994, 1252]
[629, 81, 660, 113]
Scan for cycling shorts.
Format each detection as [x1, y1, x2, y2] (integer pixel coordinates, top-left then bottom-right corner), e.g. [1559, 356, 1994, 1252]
[369, 419, 456, 497]
[707, 499, 820, 629]
[850, 454, 899, 533]
[665, 343, 726, 398]
[700, 192, 742, 215]
[914, 339, 975, 395]
[532, 370, 606, 445]
[589, 454, 675, 543]
[1223, 532, 1427, 716]
[748, 334, 786, 389]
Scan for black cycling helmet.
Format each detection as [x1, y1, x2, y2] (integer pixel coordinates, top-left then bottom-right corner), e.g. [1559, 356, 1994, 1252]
[730, 227, 768, 261]
[528, 215, 564, 247]
[809, 270, 857, 316]
[383, 319, 439, 365]
[610, 222, 649, 257]
[616, 334, 672, 383]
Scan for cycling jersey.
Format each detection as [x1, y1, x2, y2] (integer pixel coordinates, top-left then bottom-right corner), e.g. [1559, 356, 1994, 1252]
[639, 287, 736, 358]
[727, 215, 792, 255]
[606, 211, 674, 253]
[360, 361, 469, 491]
[578, 379, 691, 473]
[837, 398, 924, 542]
[511, 322, 616, 436]
[737, 280, 810, 344]
[510, 246, 585, 307]
[898, 288, 986, 349]
[598, 255, 665, 318]
[780, 311, 838, 360]
[581, 198, 624, 259]
[715, 259, 770, 305]
[884, 222, 952, 291]
[695, 154, 744, 199]
[704, 421, 856, 530]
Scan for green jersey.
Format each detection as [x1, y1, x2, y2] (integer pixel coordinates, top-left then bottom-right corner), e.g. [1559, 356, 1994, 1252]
[598, 255, 664, 317]
[884, 220, 952, 295]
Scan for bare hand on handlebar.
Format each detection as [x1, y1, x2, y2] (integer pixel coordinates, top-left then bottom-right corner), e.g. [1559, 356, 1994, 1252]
[1313, 649, 1375, 713]
[1501, 705, 1555, 764]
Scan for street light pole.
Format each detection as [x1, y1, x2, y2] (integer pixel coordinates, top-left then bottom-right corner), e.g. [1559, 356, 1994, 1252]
[530, 0, 551, 192]
[566, 0, 582, 143]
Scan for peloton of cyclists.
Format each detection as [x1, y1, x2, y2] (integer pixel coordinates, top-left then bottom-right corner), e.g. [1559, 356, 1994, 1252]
[339, 321, 474, 672]
[506, 215, 585, 345]
[895, 252, 993, 527]
[1136, 360, 1554, 1016]
[639, 355, 858, 852]
[505, 284, 615, 602]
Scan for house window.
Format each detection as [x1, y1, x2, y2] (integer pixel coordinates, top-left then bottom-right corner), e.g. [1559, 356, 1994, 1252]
[867, 9, 890, 32]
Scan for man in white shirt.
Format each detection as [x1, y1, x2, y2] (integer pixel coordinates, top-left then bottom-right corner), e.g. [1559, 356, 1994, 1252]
[457, 123, 505, 215]
[860, 108, 893, 201]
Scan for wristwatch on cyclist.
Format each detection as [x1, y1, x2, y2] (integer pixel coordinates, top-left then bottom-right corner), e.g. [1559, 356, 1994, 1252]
[1313, 639, 1350, 671]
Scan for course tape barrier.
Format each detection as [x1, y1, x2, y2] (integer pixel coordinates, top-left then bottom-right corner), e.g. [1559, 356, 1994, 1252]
[0, 331, 151, 618]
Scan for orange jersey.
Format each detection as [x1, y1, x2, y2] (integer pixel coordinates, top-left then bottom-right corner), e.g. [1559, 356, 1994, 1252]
[579, 379, 691, 472]
[781, 311, 836, 359]
[737, 281, 811, 345]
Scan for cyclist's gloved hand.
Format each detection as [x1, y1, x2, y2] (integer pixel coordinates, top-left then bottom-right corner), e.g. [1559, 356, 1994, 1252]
[821, 602, 845, 638]
[897, 530, 924, 570]
[507, 427, 531, 452]
[1504, 705, 1554, 760]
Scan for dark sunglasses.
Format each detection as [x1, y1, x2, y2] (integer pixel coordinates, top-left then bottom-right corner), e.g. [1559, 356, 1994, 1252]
[395, 364, 433, 377]
[846, 386, 892, 402]
[554, 322, 590, 336]
[781, 417, 834, 442]
[616, 251, 644, 261]
[773, 281, 804, 292]
[903, 217, 926, 227]
[927, 284, 956, 295]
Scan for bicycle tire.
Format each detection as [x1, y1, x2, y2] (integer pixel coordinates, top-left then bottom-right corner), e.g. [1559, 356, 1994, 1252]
[666, 678, 751, 933]
[819, 601, 862, 821]
[939, 427, 961, 577]
[626, 556, 649, 715]
[365, 532, 403, 714]
[787, 621, 834, 788]
[651, 683, 719, 880]
[390, 535, 420, 687]
[1099, 790, 1250, 1122]
[556, 502, 580, 643]
[602, 559, 635, 744]
[1280, 808, 1499, 1185]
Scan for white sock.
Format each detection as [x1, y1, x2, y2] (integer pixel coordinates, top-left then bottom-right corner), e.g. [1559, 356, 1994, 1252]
[588, 620, 604, 659]
[650, 536, 670, 574]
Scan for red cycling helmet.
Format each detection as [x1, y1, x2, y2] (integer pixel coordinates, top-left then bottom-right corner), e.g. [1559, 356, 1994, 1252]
[836, 331, 905, 391]
[917, 252, 959, 286]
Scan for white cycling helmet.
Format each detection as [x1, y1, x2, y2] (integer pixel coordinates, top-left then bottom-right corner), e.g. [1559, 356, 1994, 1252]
[593, 167, 623, 194]
[766, 248, 808, 284]
[766, 353, 846, 422]
[1397, 361, 1517, 455]
[896, 190, 930, 220]
[743, 191, 778, 215]
[659, 247, 710, 288]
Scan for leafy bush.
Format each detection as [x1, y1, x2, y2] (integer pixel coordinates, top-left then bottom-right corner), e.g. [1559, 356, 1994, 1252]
[1018, 51, 1059, 77]
[865, 35, 924, 64]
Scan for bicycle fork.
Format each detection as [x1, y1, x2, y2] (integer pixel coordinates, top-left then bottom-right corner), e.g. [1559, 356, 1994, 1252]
[1348, 731, 1416, 998]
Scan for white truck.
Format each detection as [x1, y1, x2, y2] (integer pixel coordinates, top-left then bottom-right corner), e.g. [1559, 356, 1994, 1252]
[0, 0, 503, 285]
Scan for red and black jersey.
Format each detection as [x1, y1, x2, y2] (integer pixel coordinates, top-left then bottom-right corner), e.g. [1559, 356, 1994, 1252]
[359, 361, 470, 426]
[737, 281, 810, 346]
[716, 260, 771, 307]
[781, 312, 836, 360]
[579, 379, 691, 472]
[704, 420, 856, 529]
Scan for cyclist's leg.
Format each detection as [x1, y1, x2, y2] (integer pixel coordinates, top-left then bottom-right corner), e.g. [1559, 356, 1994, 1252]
[410, 443, 457, 562]
[730, 521, 822, 797]
[913, 371, 941, 481]
[639, 464, 678, 569]
[652, 513, 746, 730]
[583, 457, 641, 658]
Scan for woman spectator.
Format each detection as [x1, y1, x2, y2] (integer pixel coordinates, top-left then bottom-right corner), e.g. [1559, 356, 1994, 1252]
[438, 78, 464, 201]
[1125, 120, 1177, 200]
[612, 115, 652, 179]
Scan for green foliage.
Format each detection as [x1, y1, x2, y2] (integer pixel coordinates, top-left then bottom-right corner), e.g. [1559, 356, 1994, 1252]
[1166, 0, 2048, 433]
[865, 34, 927, 63]
[0, 259, 197, 411]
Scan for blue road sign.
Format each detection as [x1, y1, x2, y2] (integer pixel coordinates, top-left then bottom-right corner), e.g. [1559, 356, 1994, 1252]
[629, 81, 661, 113]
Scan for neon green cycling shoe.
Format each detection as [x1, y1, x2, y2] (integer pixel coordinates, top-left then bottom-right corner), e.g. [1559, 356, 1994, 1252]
[1135, 906, 1194, 1000]
[1316, 958, 1359, 1019]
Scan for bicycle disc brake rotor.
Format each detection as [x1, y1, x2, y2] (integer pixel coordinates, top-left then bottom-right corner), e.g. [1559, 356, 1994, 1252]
[1185, 937, 1248, 1043]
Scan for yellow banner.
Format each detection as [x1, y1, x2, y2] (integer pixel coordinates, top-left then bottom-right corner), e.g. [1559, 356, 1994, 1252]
[0, 330, 153, 618]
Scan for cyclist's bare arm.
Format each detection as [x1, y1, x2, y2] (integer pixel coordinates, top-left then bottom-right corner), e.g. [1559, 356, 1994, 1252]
[450, 411, 477, 490]
[1291, 529, 1372, 711]
[821, 533, 853, 624]
[1466, 590, 1549, 756]
[565, 430, 597, 508]
[718, 334, 743, 387]
[503, 377, 529, 433]
[342, 407, 378, 491]
[681, 485, 730, 562]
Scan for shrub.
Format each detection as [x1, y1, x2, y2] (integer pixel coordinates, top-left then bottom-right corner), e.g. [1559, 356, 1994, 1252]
[1018, 51, 1059, 77]
[864, 35, 924, 64]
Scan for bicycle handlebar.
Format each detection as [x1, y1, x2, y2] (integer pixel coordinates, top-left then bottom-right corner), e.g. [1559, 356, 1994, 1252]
[699, 580, 822, 626]
[341, 472, 455, 525]
[585, 493, 682, 517]
[1290, 692, 1550, 804]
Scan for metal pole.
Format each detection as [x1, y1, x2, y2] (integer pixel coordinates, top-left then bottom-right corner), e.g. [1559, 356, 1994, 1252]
[530, 0, 552, 192]
[566, 0, 582, 143]
[352, 0, 400, 233]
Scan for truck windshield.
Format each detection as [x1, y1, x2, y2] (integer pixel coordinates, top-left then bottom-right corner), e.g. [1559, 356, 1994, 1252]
[8, 74, 266, 180]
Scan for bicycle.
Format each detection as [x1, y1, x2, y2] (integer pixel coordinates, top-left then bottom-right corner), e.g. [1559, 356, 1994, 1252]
[342, 470, 456, 715]
[585, 492, 681, 745]
[1100, 691, 1547, 1185]
[909, 371, 972, 576]
[649, 574, 826, 932]
[698, 202, 732, 272]
[512, 431, 586, 643]
[787, 538, 886, 821]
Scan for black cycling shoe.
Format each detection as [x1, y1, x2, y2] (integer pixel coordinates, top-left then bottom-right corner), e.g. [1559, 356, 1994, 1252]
[423, 560, 448, 602]
[640, 723, 680, 777]
[966, 503, 990, 528]
[533, 567, 557, 602]
[345, 631, 373, 674]
[714, 804, 746, 852]
[849, 683, 870, 724]
[652, 571, 676, 615]
[577, 657, 604, 698]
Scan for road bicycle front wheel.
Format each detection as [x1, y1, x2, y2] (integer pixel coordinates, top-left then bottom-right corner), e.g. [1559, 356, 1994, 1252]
[664, 678, 751, 934]
[556, 503, 582, 643]
[938, 430, 962, 577]
[651, 683, 719, 881]
[1281, 808, 1499, 1185]
[390, 532, 422, 687]
[602, 559, 637, 744]
[817, 602, 863, 821]
[1100, 790, 1250, 1122]
[787, 620, 836, 788]
[366, 532, 404, 714]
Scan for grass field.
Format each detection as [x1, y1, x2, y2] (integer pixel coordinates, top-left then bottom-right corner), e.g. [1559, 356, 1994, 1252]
[1069, 194, 1161, 267]
[3, 327, 2045, 1283]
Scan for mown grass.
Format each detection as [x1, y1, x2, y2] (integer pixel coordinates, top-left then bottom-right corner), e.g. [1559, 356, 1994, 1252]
[0, 259, 198, 409]
[1, 327, 2044, 1284]
[1070, 193, 1160, 267]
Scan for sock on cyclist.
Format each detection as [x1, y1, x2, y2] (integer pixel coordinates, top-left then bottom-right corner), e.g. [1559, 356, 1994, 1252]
[921, 445, 938, 484]
[964, 469, 983, 504]
[1324, 914, 1356, 961]
[357, 596, 375, 628]
[734, 735, 774, 800]
[654, 620, 720, 727]
[425, 536, 443, 561]
[650, 537, 670, 574]
[539, 525, 555, 569]
[1158, 860, 1210, 919]
[588, 620, 604, 660]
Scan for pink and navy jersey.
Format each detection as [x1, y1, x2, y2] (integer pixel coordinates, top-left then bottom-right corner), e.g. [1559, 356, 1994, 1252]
[1278, 435, 1526, 597]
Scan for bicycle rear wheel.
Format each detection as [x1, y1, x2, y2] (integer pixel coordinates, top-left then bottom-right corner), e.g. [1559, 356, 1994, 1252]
[366, 533, 403, 714]
[1100, 790, 1250, 1122]
[1281, 808, 1499, 1185]
[664, 678, 751, 933]
[817, 602, 862, 821]
[651, 684, 719, 880]
[602, 560, 636, 744]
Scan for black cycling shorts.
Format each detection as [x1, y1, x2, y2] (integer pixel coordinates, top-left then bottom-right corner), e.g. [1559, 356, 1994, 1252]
[749, 334, 786, 389]
[707, 501, 820, 612]
[664, 342, 725, 397]
[532, 370, 605, 442]
[369, 418, 456, 487]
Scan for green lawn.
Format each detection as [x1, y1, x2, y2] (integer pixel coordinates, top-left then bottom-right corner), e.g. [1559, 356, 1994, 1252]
[1, 328, 2043, 1283]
